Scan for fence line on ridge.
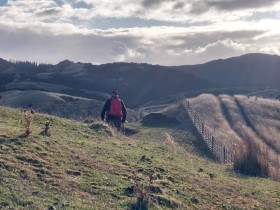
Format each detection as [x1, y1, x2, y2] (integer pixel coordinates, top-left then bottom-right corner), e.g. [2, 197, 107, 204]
[181, 99, 233, 164]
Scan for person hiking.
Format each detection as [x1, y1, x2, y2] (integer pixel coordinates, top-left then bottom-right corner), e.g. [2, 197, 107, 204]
[101, 91, 127, 131]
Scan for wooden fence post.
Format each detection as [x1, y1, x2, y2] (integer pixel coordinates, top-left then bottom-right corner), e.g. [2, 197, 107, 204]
[211, 137, 214, 151]
[223, 146, 226, 163]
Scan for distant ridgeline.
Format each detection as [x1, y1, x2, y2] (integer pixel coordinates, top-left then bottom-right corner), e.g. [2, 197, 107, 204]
[0, 53, 280, 109]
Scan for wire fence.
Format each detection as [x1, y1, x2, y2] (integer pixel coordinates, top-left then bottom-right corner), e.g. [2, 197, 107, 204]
[182, 99, 234, 164]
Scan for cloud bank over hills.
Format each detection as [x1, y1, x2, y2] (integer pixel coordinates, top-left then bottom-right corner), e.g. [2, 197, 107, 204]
[0, 0, 280, 65]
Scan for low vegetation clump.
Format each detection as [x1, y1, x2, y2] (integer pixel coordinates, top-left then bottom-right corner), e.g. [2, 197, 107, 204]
[89, 120, 115, 136]
[129, 171, 155, 209]
[40, 120, 51, 136]
[21, 109, 35, 136]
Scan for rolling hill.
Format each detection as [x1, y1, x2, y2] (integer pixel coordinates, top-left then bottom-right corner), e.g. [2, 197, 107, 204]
[1, 53, 280, 115]
[1, 106, 280, 209]
[179, 53, 280, 88]
[0, 90, 140, 122]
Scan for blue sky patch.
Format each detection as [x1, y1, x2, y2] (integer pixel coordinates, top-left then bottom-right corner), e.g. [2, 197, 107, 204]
[245, 11, 278, 21]
[72, 1, 92, 9]
[0, 0, 8, 6]
[53, 0, 92, 9]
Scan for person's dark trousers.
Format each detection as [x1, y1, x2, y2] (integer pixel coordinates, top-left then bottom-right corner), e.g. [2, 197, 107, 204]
[106, 115, 121, 130]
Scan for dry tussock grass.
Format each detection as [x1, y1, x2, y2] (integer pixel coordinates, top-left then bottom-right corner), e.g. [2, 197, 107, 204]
[233, 95, 280, 180]
[236, 95, 280, 152]
[21, 109, 35, 136]
[162, 102, 187, 123]
[189, 94, 280, 180]
[189, 94, 242, 149]
[219, 95, 265, 146]
[163, 132, 178, 148]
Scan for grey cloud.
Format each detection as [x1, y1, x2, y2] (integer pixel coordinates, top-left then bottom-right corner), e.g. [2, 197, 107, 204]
[8, 0, 57, 8]
[141, 0, 182, 8]
[162, 30, 265, 52]
[190, 0, 280, 14]
[173, 2, 185, 10]
[0, 23, 277, 66]
[195, 39, 244, 56]
[133, 46, 152, 60]
[135, 46, 149, 54]
[141, 0, 163, 8]
[111, 41, 129, 56]
[152, 38, 247, 65]
[208, 0, 279, 11]
[189, 2, 208, 14]
[0, 25, 142, 64]
[35, 8, 63, 17]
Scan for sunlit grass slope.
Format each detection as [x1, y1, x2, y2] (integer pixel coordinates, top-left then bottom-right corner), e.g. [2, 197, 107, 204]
[0, 106, 280, 209]
[189, 94, 242, 149]
[189, 94, 280, 150]
[235, 95, 280, 152]
[189, 94, 280, 180]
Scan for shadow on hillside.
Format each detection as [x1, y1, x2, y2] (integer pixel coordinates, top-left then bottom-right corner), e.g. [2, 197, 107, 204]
[182, 122, 217, 161]
[0, 135, 23, 146]
[0, 135, 8, 139]
[141, 113, 216, 161]
[141, 113, 179, 128]
[124, 127, 139, 136]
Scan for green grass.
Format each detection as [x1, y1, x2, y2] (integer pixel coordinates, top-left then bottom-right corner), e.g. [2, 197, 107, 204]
[0, 106, 280, 209]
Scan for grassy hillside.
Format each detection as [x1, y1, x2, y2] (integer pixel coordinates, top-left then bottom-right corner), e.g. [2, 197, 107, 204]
[189, 94, 280, 180]
[138, 87, 280, 113]
[0, 90, 140, 122]
[0, 106, 280, 209]
[235, 95, 280, 152]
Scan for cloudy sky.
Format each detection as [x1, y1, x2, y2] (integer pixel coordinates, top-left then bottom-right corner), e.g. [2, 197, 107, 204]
[0, 0, 280, 65]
